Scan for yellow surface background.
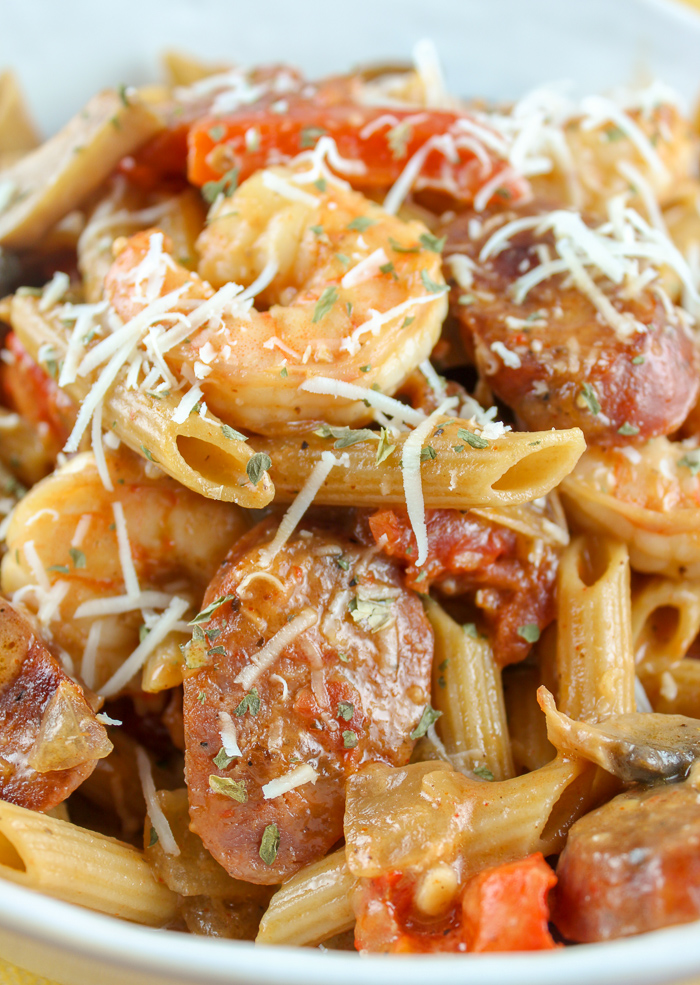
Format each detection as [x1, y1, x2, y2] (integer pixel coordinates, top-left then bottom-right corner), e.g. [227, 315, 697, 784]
[2, 0, 700, 982]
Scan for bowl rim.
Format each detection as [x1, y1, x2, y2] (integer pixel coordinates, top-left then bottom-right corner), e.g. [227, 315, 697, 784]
[2, 878, 700, 985]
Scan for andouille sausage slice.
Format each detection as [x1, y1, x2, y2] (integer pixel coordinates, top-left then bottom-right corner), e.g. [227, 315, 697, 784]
[0, 600, 112, 810]
[183, 517, 434, 885]
[445, 204, 700, 445]
[554, 780, 700, 941]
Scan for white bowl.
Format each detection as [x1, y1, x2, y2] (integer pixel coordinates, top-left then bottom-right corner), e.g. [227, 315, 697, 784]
[2, 0, 700, 982]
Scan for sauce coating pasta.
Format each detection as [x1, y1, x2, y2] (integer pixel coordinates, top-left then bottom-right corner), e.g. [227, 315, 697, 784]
[0, 41, 700, 959]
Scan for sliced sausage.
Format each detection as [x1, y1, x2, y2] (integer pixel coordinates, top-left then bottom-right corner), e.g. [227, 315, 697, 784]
[554, 780, 700, 941]
[444, 204, 700, 445]
[0, 600, 111, 810]
[183, 517, 433, 885]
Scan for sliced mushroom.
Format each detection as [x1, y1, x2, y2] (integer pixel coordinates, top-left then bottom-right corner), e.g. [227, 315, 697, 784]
[538, 685, 700, 783]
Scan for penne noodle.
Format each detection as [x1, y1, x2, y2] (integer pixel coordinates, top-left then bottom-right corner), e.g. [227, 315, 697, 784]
[10, 295, 274, 508]
[161, 49, 230, 87]
[631, 577, 700, 665]
[503, 664, 556, 774]
[256, 849, 356, 946]
[556, 535, 636, 721]
[426, 598, 514, 780]
[253, 421, 585, 509]
[638, 656, 700, 717]
[344, 756, 595, 881]
[0, 70, 39, 161]
[0, 799, 178, 925]
[0, 90, 164, 249]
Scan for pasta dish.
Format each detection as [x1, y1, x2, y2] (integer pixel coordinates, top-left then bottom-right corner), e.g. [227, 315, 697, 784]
[0, 42, 700, 953]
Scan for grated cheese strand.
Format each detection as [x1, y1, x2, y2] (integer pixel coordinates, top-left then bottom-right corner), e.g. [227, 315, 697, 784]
[39, 271, 70, 313]
[341, 249, 390, 289]
[80, 618, 104, 691]
[111, 502, 140, 598]
[299, 377, 426, 426]
[262, 763, 319, 800]
[74, 590, 177, 619]
[234, 608, 318, 690]
[402, 397, 459, 566]
[261, 170, 319, 207]
[172, 385, 204, 425]
[99, 596, 190, 698]
[219, 711, 242, 758]
[258, 451, 343, 568]
[135, 746, 181, 857]
[23, 540, 50, 592]
[91, 401, 114, 492]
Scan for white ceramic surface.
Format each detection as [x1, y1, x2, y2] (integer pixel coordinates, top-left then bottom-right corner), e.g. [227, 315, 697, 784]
[2, 0, 700, 982]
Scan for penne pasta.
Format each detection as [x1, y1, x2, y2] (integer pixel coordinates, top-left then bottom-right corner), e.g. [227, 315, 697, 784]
[9, 295, 274, 508]
[253, 421, 585, 509]
[556, 536, 636, 721]
[256, 849, 356, 946]
[503, 664, 556, 774]
[161, 49, 230, 87]
[631, 577, 700, 665]
[344, 756, 594, 881]
[0, 799, 178, 925]
[0, 90, 164, 249]
[0, 70, 39, 162]
[426, 598, 514, 780]
[638, 657, 700, 717]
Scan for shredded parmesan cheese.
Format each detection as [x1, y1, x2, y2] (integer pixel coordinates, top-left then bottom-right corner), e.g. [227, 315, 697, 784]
[91, 401, 113, 492]
[99, 596, 189, 698]
[111, 501, 140, 598]
[135, 746, 180, 857]
[261, 170, 319, 207]
[234, 608, 318, 689]
[402, 397, 459, 566]
[262, 763, 319, 800]
[258, 451, 343, 567]
[218, 711, 242, 758]
[341, 249, 390, 289]
[172, 385, 204, 425]
[299, 377, 426, 426]
[39, 271, 70, 312]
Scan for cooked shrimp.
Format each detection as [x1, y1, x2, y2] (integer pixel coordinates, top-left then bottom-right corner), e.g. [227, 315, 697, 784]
[560, 438, 700, 577]
[0, 599, 112, 811]
[104, 162, 448, 434]
[183, 515, 434, 884]
[0, 331, 80, 474]
[0, 446, 249, 693]
[444, 201, 700, 444]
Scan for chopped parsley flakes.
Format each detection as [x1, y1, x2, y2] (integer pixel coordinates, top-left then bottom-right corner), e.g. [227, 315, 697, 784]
[410, 704, 442, 740]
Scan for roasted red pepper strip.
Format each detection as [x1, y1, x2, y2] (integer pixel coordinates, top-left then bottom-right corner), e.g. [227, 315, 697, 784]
[187, 100, 528, 205]
[353, 853, 558, 953]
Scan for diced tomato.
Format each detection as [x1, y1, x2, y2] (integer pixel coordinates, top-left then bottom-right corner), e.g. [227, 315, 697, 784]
[367, 507, 557, 666]
[353, 854, 558, 954]
[461, 854, 558, 952]
[187, 100, 528, 205]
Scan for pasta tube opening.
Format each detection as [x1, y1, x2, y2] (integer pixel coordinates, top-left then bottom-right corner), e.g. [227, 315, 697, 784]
[490, 442, 583, 496]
